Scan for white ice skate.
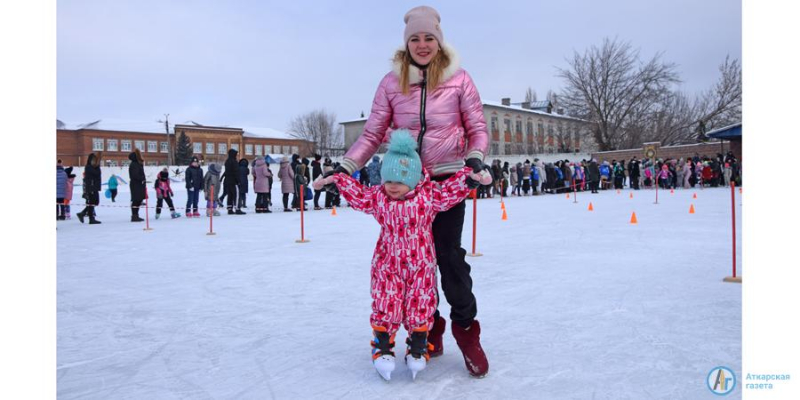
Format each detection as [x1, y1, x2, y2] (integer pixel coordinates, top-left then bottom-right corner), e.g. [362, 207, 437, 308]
[373, 354, 396, 381]
[371, 326, 396, 381]
[405, 354, 427, 380]
[405, 329, 431, 380]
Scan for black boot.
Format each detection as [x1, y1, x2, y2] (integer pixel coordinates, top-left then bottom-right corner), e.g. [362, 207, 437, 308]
[89, 215, 102, 224]
[76, 210, 86, 223]
[131, 209, 144, 222]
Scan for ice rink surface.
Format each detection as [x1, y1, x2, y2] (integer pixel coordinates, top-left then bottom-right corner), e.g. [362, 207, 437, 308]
[57, 184, 742, 399]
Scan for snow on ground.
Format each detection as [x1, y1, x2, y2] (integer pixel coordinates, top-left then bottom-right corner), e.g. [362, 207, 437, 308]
[57, 184, 742, 399]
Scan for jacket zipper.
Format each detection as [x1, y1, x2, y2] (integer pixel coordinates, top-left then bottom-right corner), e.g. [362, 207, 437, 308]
[417, 69, 428, 156]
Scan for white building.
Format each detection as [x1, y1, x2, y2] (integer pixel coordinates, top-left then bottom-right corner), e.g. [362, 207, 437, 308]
[339, 98, 595, 156]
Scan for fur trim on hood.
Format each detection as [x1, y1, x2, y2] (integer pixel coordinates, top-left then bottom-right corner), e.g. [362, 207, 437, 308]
[391, 42, 461, 86]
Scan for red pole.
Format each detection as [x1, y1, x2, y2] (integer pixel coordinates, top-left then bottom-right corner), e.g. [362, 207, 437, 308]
[468, 188, 482, 257]
[654, 174, 659, 204]
[207, 186, 215, 235]
[731, 181, 736, 277]
[572, 178, 577, 203]
[143, 189, 152, 231]
[296, 184, 309, 243]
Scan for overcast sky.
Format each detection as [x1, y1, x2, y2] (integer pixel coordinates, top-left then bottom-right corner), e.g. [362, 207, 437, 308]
[57, 0, 741, 131]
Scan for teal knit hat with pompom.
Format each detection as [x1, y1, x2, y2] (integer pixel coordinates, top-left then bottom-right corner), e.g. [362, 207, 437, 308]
[380, 129, 422, 188]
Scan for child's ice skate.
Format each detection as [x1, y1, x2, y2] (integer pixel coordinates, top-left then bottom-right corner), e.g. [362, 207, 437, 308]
[155, 213, 160, 220]
[371, 325, 396, 381]
[405, 327, 432, 380]
[171, 211, 181, 219]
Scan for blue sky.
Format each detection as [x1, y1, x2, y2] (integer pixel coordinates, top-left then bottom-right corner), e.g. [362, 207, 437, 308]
[57, 0, 741, 131]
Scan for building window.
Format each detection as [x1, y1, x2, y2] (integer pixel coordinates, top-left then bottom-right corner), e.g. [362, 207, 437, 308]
[135, 140, 145, 151]
[121, 140, 131, 152]
[218, 143, 227, 155]
[265, 145, 273, 154]
[282, 145, 289, 154]
[491, 143, 499, 155]
[106, 139, 118, 152]
[92, 138, 104, 151]
[231, 143, 239, 152]
[504, 144, 512, 155]
[255, 145, 263, 155]
[245, 144, 253, 155]
[160, 142, 169, 153]
[107, 160, 118, 167]
[504, 119, 511, 133]
[490, 116, 498, 132]
[193, 142, 202, 154]
[291, 146, 298, 154]
[147, 141, 157, 153]
[122, 160, 131, 167]
[206, 142, 214, 154]
[515, 120, 522, 133]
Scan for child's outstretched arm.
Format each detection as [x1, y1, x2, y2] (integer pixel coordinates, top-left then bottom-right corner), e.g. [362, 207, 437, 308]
[431, 166, 474, 213]
[331, 173, 378, 215]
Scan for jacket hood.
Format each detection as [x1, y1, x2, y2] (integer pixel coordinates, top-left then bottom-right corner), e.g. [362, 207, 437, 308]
[208, 164, 220, 174]
[87, 153, 99, 167]
[228, 148, 238, 158]
[391, 42, 461, 86]
[255, 158, 265, 167]
[239, 159, 248, 166]
[65, 166, 74, 176]
[372, 155, 380, 162]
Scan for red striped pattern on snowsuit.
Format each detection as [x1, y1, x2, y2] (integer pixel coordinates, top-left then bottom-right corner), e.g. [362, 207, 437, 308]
[334, 167, 471, 334]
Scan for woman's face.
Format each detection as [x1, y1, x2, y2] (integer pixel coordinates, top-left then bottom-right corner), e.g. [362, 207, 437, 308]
[407, 33, 439, 66]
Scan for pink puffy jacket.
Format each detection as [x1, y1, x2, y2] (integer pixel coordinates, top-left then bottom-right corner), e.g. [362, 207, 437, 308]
[343, 44, 489, 177]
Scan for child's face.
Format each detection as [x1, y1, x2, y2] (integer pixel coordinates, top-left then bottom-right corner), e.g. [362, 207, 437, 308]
[384, 181, 411, 200]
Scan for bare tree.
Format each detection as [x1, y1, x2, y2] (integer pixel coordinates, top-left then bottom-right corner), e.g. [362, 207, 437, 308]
[525, 87, 537, 103]
[288, 109, 342, 155]
[558, 38, 680, 151]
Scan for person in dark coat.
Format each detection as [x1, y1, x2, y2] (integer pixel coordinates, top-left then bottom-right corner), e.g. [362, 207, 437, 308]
[311, 154, 324, 210]
[184, 156, 204, 217]
[128, 149, 146, 222]
[587, 159, 600, 194]
[237, 158, 250, 211]
[78, 152, 102, 224]
[294, 163, 309, 211]
[629, 156, 641, 190]
[224, 148, 244, 214]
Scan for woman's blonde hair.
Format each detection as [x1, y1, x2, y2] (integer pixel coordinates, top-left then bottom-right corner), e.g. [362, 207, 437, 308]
[393, 46, 451, 95]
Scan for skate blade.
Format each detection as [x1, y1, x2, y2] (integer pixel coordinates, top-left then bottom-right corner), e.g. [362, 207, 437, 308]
[405, 356, 426, 380]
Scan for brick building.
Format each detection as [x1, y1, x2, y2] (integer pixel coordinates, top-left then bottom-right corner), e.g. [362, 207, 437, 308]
[56, 119, 312, 166]
[590, 123, 742, 163]
[340, 98, 594, 158]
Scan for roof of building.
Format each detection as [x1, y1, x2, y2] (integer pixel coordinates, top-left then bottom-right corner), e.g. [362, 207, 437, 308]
[705, 122, 742, 140]
[58, 119, 301, 141]
[528, 100, 552, 109]
[58, 118, 169, 134]
[338, 117, 368, 124]
[482, 101, 588, 123]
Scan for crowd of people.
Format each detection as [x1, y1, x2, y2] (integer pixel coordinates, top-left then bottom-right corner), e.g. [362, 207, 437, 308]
[55, 150, 742, 224]
[55, 149, 356, 223]
[473, 151, 742, 199]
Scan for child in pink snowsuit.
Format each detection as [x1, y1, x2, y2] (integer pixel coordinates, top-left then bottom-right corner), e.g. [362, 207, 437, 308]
[314, 130, 489, 380]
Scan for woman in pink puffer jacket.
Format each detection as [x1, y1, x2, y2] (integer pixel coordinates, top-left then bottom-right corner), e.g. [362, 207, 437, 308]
[336, 6, 489, 378]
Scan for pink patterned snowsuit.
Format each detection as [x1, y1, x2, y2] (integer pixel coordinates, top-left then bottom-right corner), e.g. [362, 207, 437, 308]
[333, 167, 472, 334]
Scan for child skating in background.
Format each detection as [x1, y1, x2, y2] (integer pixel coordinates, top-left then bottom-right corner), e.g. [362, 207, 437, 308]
[204, 163, 222, 217]
[313, 130, 491, 381]
[154, 169, 181, 219]
[64, 167, 76, 219]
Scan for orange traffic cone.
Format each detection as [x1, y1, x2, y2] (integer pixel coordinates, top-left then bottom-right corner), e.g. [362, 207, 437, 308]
[693, 193, 697, 199]
[588, 202, 594, 211]
[630, 212, 638, 224]
[689, 204, 695, 214]
[501, 201, 506, 210]
[629, 192, 633, 199]
[331, 207, 337, 216]
[501, 208, 508, 221]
